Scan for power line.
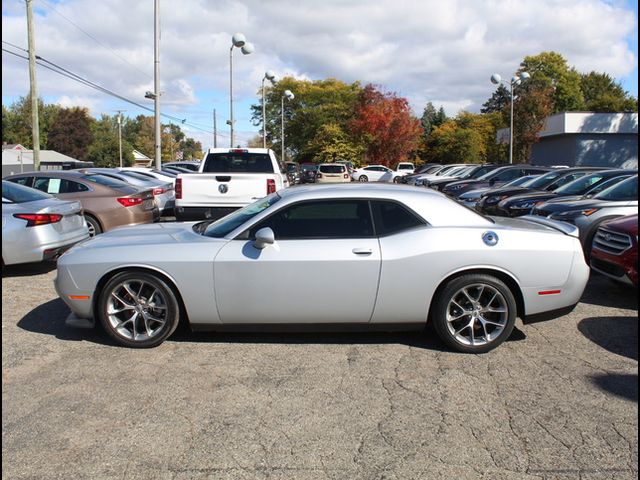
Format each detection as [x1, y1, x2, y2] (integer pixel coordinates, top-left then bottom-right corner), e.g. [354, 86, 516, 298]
[36, 0, 153, 82]
[2, 46, 213, 135]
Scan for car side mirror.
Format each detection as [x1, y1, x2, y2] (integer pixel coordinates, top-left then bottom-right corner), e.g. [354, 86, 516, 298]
[253, 227, 275, 250]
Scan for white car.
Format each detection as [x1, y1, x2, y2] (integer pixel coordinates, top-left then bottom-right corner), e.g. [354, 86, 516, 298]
[352, 165, 403, 183]
[55, 183, 589, 353]
[315, 163, 351, 183]
[395, 162, 415, 175]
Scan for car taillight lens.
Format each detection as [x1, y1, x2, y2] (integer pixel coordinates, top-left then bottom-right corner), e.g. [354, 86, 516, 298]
[152, 187, 166, 196]
[343, 173, 349, 179]
[175, 178, 182, 199]
[13, 213, 63, 227]
[117, 197, 144, 207]
[317, 173, 323, 178]
[267, 178, 276, 194]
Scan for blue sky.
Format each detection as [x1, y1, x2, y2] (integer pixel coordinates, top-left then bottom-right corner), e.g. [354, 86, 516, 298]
[2, 0, 638, 150]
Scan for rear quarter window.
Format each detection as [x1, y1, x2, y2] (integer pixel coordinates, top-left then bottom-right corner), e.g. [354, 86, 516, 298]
[371, 201, 426, 236]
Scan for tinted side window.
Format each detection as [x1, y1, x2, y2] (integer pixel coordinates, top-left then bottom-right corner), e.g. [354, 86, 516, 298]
[32, 177, 51, 193]
[250, 200, 374, 239]
[8, 177, 33, 187]
[371, 201, 425, 236]
[61, 180, 90, 193]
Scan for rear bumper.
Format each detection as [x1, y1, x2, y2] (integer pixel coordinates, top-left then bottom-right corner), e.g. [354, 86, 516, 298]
[175, 206, 240, 221]
[3, 231, 90, 266]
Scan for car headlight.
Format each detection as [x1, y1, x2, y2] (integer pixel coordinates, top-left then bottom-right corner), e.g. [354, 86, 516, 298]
[485, 195, 507, 205]
[550, 208, 600, 220]
[509, 200, 539, 210]
[448, 184, 467, 191]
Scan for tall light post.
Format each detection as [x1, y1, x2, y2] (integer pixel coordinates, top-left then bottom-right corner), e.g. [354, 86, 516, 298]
[115, 110, 125, 168]
[262, 70, 278, 148]
[490, 71, 530, 164]
[281, 90, 294, 163]
[229, 33, 254, 147]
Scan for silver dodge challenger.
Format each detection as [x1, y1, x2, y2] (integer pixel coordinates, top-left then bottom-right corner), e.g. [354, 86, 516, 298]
[55, 183, 590, 353]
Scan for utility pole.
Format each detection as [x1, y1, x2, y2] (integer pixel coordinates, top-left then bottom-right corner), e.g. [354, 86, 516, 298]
[115, 110, 125, 168]
[26, 0, 40, 170]
[214, 109, 218, 148]
[153, 0, 161, 169]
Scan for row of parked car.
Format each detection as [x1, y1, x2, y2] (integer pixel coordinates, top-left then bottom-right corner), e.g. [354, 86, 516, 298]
[287, 161, 416, 185]
[411, 162, 637, 287]
[1, 163, 200, 266]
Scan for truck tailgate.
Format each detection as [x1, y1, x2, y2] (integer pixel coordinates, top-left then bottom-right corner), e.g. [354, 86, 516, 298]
[176, 173, 273, 206]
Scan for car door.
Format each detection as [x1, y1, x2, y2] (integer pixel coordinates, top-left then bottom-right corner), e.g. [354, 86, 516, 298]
[378, 167, 395, 182]
[214, 199, 381, 324]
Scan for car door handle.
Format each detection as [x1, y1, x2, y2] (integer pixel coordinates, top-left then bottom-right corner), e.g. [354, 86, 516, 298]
[352, 248, 372, 255]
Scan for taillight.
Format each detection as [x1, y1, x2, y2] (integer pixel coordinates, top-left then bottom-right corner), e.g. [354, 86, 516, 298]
[267, 178, 276, 194]
[117, 197, 144, 207]
[343, 173, 349, 179]
[176, 178, 182, 199]
[13, 213, 63, 227]
[152, 187, 166, 196]
[316, 173, 323, 179]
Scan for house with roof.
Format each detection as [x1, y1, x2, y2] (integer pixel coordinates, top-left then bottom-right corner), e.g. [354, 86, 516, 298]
[132, 149, 153, 167]
[2, 149, 93, 177]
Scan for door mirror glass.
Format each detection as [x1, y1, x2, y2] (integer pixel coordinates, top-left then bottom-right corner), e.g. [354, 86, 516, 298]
[254, 227, 275, 249]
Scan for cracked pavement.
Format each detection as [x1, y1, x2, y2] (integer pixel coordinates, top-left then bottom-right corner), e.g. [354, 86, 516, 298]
[2, 264, 638, 479]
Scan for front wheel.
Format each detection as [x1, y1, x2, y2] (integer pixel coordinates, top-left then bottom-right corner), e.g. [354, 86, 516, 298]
[431, 274, 517, 353]
[358, 175, 369, 182]
[98, 271, 180, 348]
[393, 176, 401, 183]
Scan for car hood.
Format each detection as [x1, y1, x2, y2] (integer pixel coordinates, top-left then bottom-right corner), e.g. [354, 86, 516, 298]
[598, 214, 638, 236]
[72, 222, 219, 250]
[483, 187, 537, 198]
[535, 197, 614, 213]
[503, 191, 559, 205]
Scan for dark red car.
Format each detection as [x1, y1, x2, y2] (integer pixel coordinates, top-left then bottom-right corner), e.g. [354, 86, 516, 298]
[589, 214, 638, 287]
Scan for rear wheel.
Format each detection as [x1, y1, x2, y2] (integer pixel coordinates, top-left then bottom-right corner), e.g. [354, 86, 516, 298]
[98, 271, 180, 348]
[393, 176, 402, 183]
[432, 274, 517, 353]
[85, 215, 102, 237]
[358, 175, 368, 182]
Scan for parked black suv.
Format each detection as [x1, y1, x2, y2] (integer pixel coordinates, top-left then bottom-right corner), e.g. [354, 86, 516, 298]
[441, 164, 552, 198]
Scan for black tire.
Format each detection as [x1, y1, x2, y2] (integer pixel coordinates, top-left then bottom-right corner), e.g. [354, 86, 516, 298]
[85, 215, 102, 237]
[393, 176, 401, 183]
[358, 175, 368, 182]
[98, 270, 180, 348]
[431, 274, 517, 353]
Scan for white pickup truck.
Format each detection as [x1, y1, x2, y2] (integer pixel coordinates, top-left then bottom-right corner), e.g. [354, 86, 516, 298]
[174, 148, 289, 221]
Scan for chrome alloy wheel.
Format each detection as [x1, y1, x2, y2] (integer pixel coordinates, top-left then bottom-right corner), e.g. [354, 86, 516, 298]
[106, 279, 169, 342]
[445, 283, 508, 347]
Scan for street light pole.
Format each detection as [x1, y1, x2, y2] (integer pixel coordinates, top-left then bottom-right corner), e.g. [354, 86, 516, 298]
[26, 0, 40, 170]
[281, 90, 294, 163]
[490, 71, 530, 164]
[262, 71, 277, 148]
[153, 0, 161, 169]
[229, 33, 254, 147]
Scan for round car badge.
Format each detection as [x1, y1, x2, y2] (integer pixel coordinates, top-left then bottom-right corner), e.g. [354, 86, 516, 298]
[218, 184, 228, 194]
[482, 231, 499, 246]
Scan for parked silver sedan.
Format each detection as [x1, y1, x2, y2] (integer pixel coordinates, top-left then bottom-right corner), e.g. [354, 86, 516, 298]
[2, 181, 89, 265]
[55, 184, 589, 353]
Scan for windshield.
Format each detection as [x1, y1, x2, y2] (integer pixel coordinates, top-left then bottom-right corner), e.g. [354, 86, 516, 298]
[201, 193, 281, 238]
[585, 175, 631, 195]
[554, 173, 609, 194]
[301, 164, 318, 172]
[593, 175, 638, 201]
[524, 170, 566, 188]
[465, 165, 494, 179]
[2, 180, 53, 203]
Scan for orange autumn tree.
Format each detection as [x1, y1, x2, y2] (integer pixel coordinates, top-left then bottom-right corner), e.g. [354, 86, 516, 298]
[350, 84, 422, 166]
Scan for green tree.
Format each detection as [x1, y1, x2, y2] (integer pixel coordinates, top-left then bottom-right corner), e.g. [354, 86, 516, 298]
[47, 107, 94, 160]
[580, 72, 638, 112]
[2, 95, 61, 148]
[179, 137, 203, 160]
[306, 123, 365, 164]
[481, 84, 510, 114]
[251, 77, 363, 162]
[512, 80, 555, 162]
[87, 114, 134, 167]
[520, 51, 584, 112]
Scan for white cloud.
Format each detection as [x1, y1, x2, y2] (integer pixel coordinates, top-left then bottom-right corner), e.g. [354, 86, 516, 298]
[2, 0, 637, 143]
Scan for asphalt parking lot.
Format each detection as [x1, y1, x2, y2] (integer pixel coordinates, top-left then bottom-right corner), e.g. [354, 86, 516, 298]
[2, 263, 638, 480]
